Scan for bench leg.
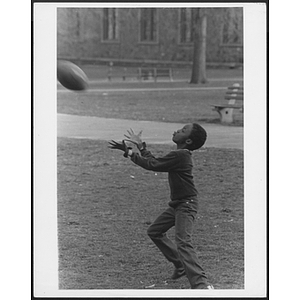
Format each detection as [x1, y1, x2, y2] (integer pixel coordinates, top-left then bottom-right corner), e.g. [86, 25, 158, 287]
[215, 107, 234, 123]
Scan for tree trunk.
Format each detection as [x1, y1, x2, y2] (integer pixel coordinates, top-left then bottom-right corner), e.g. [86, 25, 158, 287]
[190, 9, 208, 84]
[199, 13, 207, 83]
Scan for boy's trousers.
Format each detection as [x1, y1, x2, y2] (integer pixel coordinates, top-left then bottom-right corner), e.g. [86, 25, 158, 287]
[147, 199, 208, 289]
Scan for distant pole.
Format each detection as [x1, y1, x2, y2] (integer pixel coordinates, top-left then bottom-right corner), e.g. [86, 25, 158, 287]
[108, 61, 113, 81]
[76, 9, 82, 66]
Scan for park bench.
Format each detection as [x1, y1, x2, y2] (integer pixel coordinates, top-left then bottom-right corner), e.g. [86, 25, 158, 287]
[211, 83, 244, 123]
[107, 66, 173, 82]
[137, 67, 173, 82]
[107, 66, 131, 81]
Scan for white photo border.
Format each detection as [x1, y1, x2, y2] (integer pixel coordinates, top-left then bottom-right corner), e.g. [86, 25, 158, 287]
[34, 2, 267, 298]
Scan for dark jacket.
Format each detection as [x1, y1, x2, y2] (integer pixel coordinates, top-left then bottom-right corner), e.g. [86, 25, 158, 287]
[130, 148, 198, 203]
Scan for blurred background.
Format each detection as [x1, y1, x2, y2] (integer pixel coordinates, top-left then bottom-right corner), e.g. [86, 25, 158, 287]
[57, 7, 243, 72]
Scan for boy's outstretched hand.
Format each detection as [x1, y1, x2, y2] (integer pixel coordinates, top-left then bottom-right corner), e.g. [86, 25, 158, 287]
[124, 128, 143, 150]
[108, 140, 132, 157]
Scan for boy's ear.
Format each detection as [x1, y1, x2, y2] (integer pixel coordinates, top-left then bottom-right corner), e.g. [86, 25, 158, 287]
[185, 138, 193, 145]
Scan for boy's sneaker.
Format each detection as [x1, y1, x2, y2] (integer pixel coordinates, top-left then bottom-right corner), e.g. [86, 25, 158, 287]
[206, 284, 214, 289]
[195, 283, 214, 289]
[171, 268, 186, 280]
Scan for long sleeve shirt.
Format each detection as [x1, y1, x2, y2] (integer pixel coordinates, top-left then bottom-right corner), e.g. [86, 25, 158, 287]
[130, 148, 198, 201]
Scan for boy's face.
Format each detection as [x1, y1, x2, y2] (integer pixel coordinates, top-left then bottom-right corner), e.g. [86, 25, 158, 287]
[172, 123, 193, 145]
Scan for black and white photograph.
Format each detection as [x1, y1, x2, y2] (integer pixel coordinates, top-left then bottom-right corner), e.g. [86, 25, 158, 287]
[33, 2, 267, 298]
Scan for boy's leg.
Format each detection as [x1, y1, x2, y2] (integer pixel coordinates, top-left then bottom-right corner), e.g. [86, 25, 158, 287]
[147, 207, 184, 269]
[175, 201, 209, 289]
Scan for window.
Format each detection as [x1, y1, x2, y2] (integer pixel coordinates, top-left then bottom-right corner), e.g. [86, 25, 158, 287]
[140, 8, 157, 42]
[103, 8, 119, 41]
[221, 8, 243, 46]
[179, 8, 197, 44]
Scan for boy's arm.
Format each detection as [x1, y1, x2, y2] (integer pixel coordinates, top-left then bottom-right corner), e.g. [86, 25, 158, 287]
[129, 150, 180, 172]
[111, 128, 181, 172]
[109, 140, 181, 172]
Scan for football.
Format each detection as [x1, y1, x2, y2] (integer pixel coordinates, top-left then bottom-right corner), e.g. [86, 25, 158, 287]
[57, 60, 89, 91]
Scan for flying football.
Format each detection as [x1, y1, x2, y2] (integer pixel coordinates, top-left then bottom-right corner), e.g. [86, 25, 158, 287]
[57, 60, 89, 91]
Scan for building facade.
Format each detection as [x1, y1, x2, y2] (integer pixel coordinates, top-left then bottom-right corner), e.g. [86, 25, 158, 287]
[57, 7, 243, 65]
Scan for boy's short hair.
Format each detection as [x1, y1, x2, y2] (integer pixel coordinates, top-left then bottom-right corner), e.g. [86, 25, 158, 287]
[187, 123, 207, 151]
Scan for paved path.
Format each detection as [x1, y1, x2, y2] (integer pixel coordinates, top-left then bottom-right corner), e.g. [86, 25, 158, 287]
[57, 113, 243, 149]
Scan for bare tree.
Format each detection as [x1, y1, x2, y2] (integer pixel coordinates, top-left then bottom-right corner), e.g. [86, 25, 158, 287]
[190, 8, 208, 84]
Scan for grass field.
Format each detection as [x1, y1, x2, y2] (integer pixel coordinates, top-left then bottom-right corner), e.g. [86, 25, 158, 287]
[57, 66, 244, 290]
[58, 140, 244, 290]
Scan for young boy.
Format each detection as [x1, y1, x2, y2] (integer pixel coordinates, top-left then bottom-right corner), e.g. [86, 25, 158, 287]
[109, 123, 213, 289]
